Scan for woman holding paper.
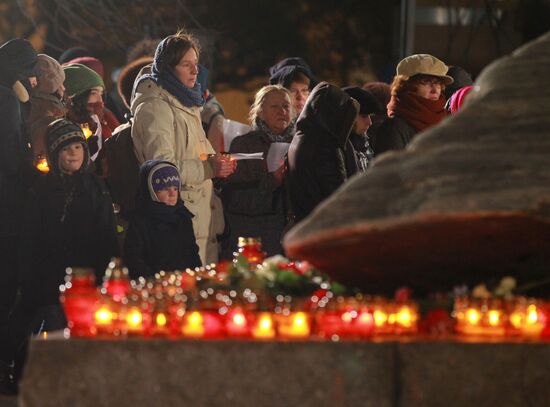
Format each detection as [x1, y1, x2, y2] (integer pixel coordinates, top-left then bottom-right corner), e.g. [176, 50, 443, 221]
[131, 30, 235, 264]
[221, 85, 295, 258]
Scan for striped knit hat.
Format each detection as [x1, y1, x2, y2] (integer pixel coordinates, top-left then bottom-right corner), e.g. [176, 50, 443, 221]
[46, 118, 89, 174]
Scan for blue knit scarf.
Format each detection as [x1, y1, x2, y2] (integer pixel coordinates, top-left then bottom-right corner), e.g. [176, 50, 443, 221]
[135, 37, 204, 108]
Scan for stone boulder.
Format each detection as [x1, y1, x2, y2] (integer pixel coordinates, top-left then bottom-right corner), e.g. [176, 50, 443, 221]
[283, 31, 550, 293]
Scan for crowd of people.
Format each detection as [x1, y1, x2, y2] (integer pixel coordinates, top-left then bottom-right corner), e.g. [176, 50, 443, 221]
[0, 30, 475, 393]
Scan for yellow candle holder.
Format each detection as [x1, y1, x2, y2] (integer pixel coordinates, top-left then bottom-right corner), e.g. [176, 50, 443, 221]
[276, 311, 311, 339]
[454, 298, 507, 336]
[508, 298, 545, 337]
[251, 312, 276, 339]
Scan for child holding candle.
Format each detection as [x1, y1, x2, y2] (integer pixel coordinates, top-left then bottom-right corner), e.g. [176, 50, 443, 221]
[123, 160, 201, 279]
[19, 118, 119, 319]
[3, 118, 118, 389]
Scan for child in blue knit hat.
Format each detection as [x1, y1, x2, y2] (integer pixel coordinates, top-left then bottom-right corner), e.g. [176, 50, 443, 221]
[123, 160, 201, 279]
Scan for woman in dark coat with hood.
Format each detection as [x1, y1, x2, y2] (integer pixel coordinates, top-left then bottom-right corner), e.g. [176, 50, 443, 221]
[123, 160, 201, 279]
[287, 82, 359, 223]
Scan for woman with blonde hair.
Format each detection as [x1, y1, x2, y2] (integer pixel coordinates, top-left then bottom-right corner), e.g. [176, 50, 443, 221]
[222, 85, 295, 257]
[371, 54, 453, 155]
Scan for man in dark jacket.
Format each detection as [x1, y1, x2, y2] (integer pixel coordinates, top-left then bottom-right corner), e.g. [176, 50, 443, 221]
[287, 82, 359, 223]
[0, 38, 39, 393]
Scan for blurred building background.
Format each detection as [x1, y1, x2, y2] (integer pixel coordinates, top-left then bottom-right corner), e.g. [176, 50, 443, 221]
[1, 0, 548, 121]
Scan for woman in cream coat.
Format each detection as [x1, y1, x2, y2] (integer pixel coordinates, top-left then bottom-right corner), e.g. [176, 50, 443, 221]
[131, 30, 234, 264]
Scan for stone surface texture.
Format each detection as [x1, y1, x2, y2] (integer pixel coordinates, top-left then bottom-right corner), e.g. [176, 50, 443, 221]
[283, 31, 550, 292]
[19, 337, 550, 407]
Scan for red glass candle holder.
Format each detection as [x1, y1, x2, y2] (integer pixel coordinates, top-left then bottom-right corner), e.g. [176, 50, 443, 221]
[237, 237, 265, 267]
[102, 257, 131, 302]
[60, 267, 100, 337]
[226, 306, 252, 338]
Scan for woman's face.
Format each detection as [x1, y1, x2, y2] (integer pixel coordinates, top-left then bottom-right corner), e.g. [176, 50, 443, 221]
[413, 76, 444, 101]
[258, 91, 292, 135]
[174, 48, 199, 88]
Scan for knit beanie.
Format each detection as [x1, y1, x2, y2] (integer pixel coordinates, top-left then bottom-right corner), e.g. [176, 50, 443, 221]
[66, 56, 105, 79]
[147, 162, 180, 202]
[0, 38, 40, 86]
[46, 118, 89, 174]
[342, 86, 383, 115]
[59, 47, 91, 64]
[268, 57, 317, 88]
[363, 82, 391, 115]
[35, 54, 65, 94]
[63, 63, 104, 98]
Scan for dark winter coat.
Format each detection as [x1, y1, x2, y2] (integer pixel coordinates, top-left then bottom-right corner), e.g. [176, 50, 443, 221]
[370, 116, 417, 156]
[287, 82, 359, 223]
[123, 160, 201, 279]
[222, 128, 291, 257]
[344, 132, 375, 176]
[19, 172, 119, 307]
[0, 85, 35, 237]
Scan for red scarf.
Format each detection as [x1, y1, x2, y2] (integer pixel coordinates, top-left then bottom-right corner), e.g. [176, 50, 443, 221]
[387, 91, 448, 132]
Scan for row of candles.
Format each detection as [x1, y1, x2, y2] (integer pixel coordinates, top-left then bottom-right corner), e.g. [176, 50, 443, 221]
[59, 261, 549, 340]
[454, 296, 548, 337]
[60, 263, 419, 340]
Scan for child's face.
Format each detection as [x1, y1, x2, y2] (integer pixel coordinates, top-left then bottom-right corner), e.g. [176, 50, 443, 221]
[58, 142, 84, 174]
[156, 186, 179, 206]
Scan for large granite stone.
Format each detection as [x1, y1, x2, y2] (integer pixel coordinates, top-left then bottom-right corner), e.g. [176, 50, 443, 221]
[19, 337, 550, 407]
[283, 31, 550, 293]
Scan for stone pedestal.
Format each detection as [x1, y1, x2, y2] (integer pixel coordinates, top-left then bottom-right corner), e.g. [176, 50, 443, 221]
[19, 337, 550, 407]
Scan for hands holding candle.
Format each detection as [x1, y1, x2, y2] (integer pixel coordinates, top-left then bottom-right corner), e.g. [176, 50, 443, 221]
[208, 153, 236, 178]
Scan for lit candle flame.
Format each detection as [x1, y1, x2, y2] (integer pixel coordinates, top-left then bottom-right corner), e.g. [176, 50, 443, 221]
[488, 310, 501, 326]
[466, 308, 481, 325]
[232, 312, 246, 327]
[156, 313, 167, 327]
[252, 313, 275, 339]
[95, 306, 113, 325]
[526, 305, 538, 324]
[509, 312, 522, 329]
[182, 311, 205, 337]
[126, 308, 143, 327]
[81, 123, 93, 140]
[396, 306, 413, 328]
[374, 310, 388, 327]
[36, 157, 50, 173]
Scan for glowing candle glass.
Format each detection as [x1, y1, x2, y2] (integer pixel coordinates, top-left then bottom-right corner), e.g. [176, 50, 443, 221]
[60, 267, 99, 337]
[277, 311, 311, 339]
[251, 312, 276, 339]
[226, 306, 251, 337]
[35, 156, 49, 173]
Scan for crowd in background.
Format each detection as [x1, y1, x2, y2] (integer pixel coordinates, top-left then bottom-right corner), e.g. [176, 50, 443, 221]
[0, 30, 475, 393]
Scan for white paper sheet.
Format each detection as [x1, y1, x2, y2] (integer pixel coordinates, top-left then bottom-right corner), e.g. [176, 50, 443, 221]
[230, 152, 264, 160]
[222, 119, 251, 151]
[266, 142, 290, 172]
